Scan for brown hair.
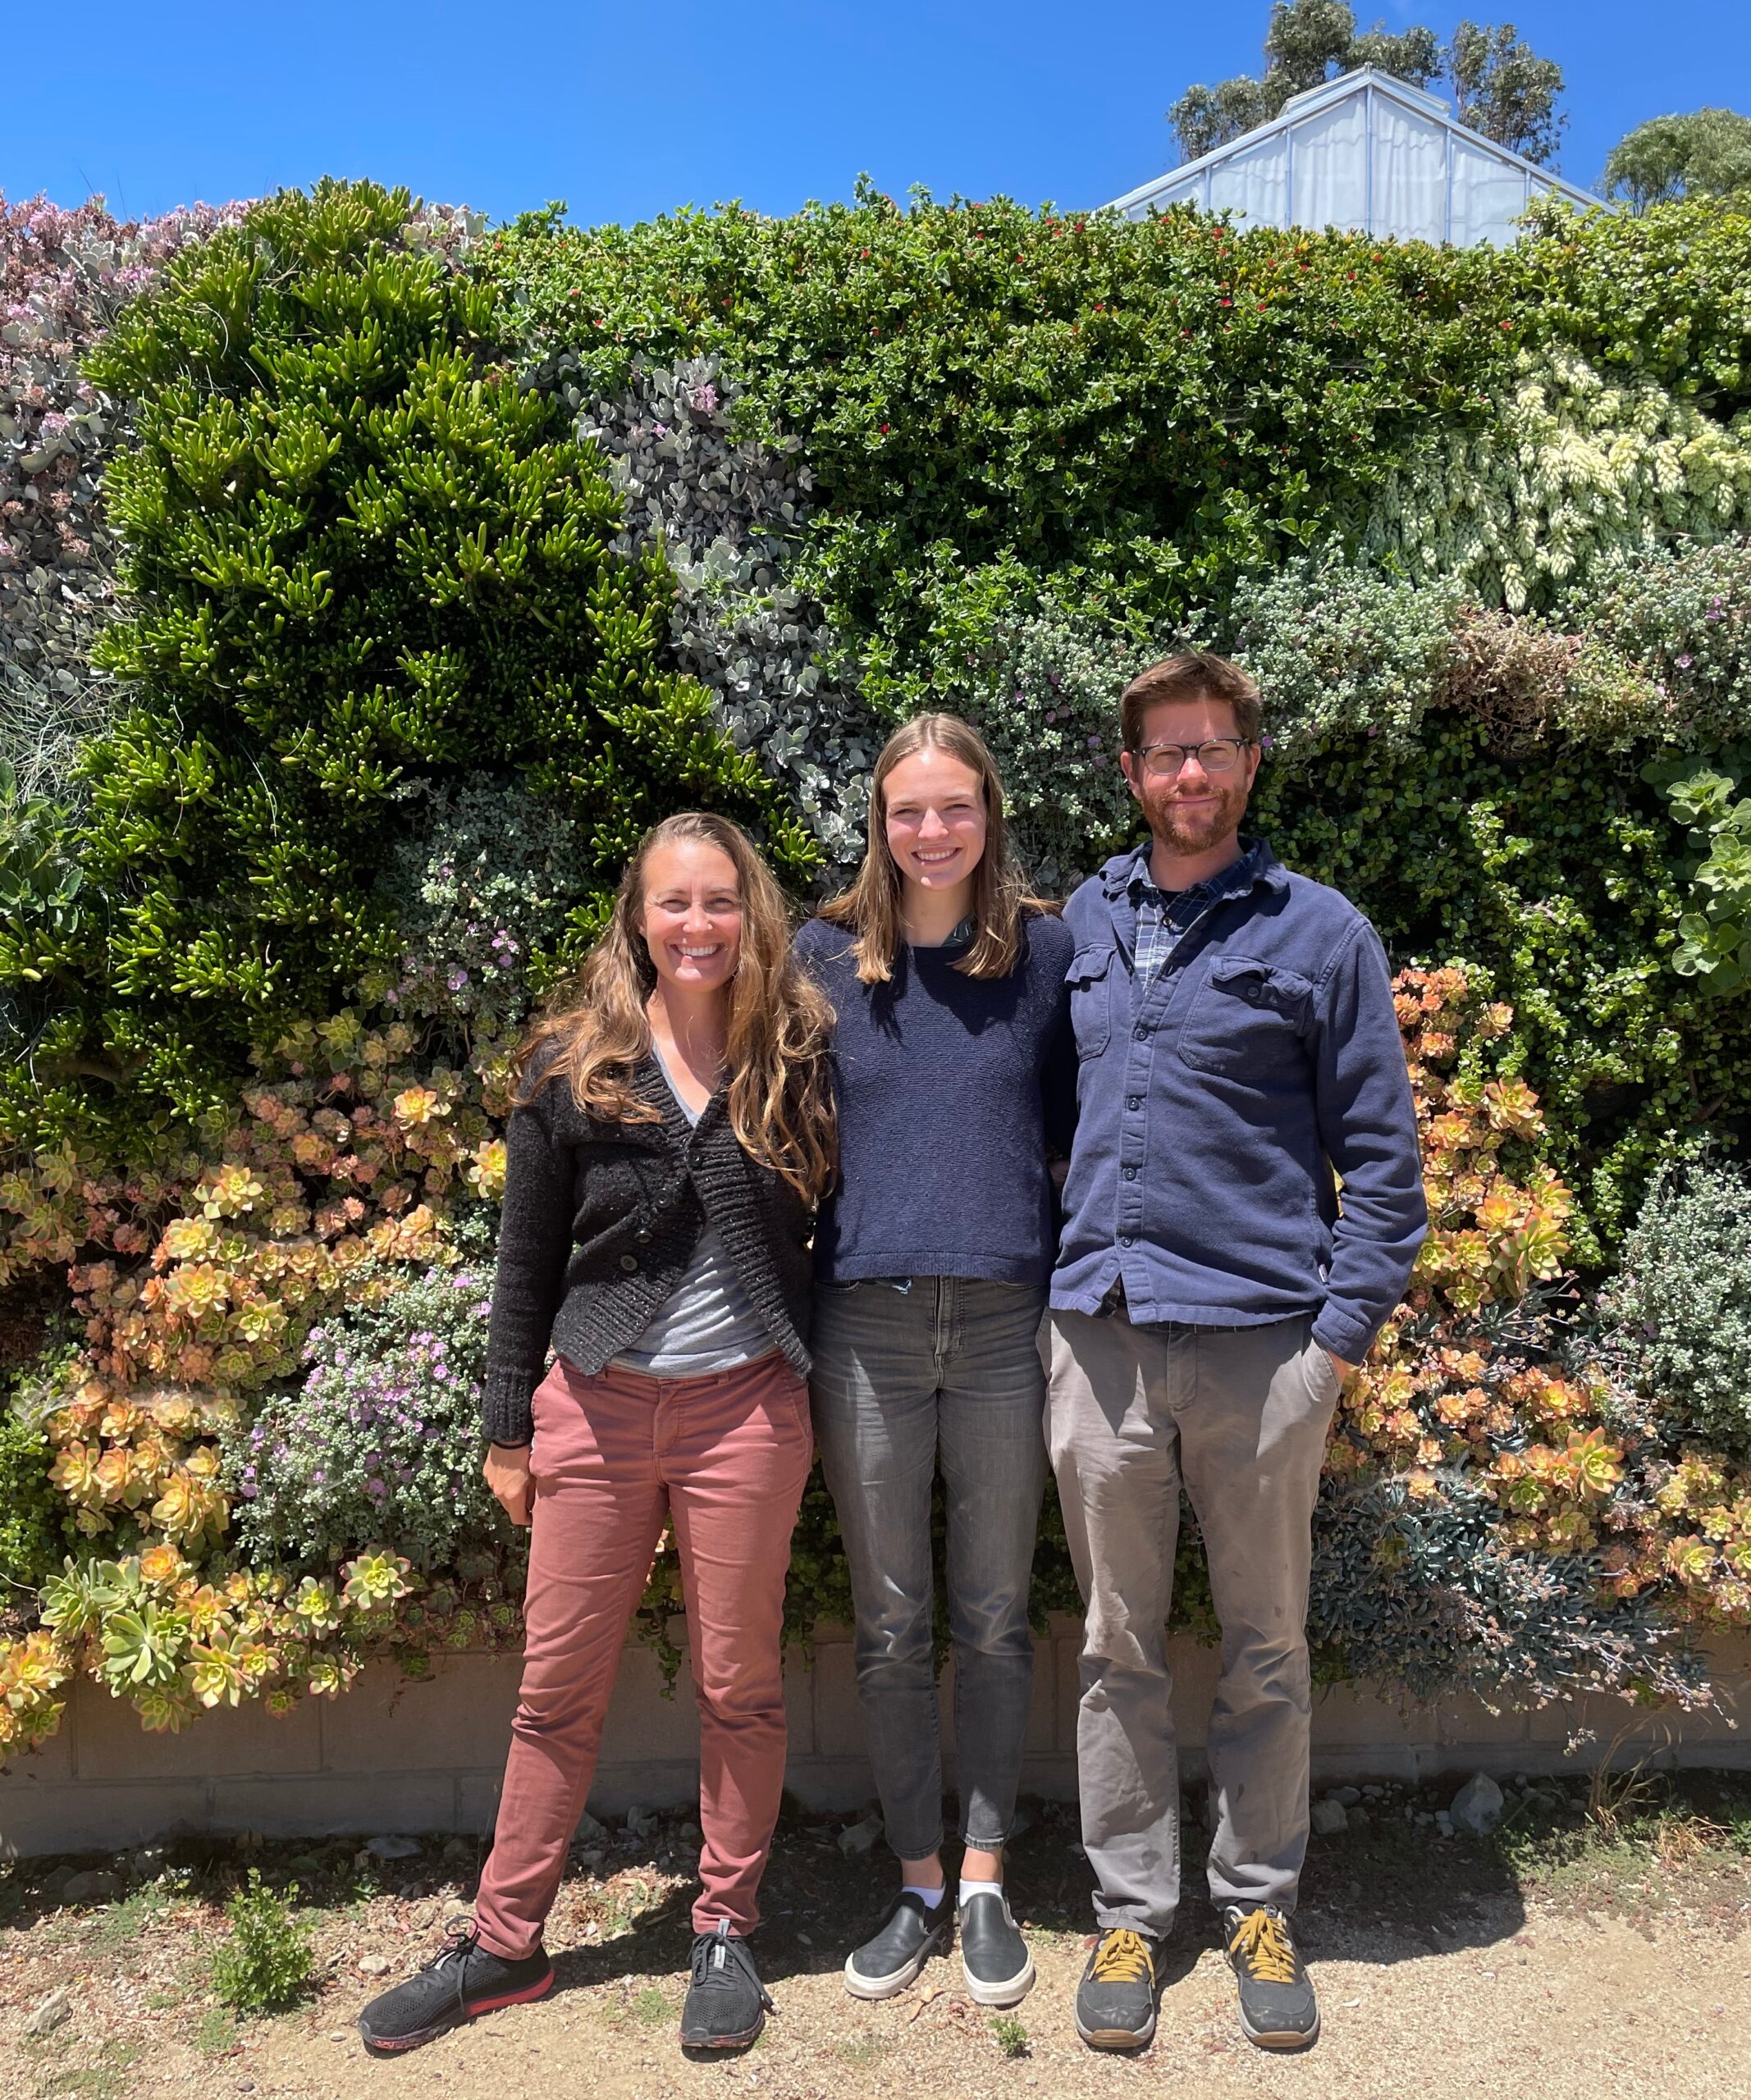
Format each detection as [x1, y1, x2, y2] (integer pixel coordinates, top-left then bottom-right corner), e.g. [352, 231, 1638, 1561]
[1119, 651, 1263, 751]
[818, 713, 1050, 986]
[514, 812, 836, 1203]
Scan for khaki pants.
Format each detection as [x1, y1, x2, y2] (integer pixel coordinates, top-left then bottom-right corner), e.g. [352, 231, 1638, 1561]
[1045, 1309, 1340, 1937]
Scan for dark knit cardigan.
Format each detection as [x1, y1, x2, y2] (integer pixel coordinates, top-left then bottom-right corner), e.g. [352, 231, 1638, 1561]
[481, 1055, 814, 1445]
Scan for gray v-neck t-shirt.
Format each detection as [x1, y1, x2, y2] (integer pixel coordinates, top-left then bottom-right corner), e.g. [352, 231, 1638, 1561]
[610, 1043, 774, 1376]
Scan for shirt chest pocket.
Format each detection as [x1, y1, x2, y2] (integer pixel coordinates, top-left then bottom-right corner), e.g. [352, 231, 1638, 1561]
[1065, 944, 1117, 1059]
[1177, 956, 1314, 1080]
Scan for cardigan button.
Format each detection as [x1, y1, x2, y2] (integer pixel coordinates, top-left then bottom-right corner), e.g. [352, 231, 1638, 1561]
[619, 1253, 640, 1272]
[633, 1229, 651, 1244]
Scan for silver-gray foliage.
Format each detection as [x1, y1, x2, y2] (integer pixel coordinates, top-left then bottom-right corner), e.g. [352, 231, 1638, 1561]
[546, 351, 880, 872]
[373, 776, 599, 1035]
[2, 201, 249, 801]
[1606, 1153, 1751, 1463]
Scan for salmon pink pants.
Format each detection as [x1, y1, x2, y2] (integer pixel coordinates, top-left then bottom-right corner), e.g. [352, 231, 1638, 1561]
[473, 1350, 813, 1952]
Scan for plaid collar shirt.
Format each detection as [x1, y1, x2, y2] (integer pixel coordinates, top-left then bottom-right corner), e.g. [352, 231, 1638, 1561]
[1125, 839, 1268, 986]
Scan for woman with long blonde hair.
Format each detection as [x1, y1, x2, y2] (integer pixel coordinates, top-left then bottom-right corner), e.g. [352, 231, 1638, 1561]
[796, 715, 1075, 2011]
[360, 812, 834, 2060]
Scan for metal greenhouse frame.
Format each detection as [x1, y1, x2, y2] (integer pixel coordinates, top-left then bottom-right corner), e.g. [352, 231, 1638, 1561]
[1107, 66, 1606, 245]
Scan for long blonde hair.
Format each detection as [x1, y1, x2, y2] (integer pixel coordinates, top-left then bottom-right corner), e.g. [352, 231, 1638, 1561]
[516, 812, 836, 1203]
[820, 713, 1050, 985]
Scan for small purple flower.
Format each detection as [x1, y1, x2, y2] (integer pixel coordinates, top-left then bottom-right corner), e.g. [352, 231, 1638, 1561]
[1675, 653, 1694, 670]
[690, 381, 720, 416]
[447, 968, 469, 992]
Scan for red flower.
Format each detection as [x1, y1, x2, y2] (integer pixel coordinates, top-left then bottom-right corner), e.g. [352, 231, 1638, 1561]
[880, 423, 889, 434]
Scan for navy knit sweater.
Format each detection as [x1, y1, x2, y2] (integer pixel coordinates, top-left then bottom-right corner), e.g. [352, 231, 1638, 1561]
[795, 911, 1077, 1285]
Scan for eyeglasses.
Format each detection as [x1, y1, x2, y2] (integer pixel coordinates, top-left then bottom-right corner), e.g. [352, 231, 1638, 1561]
[1130, 737, 1253, 779]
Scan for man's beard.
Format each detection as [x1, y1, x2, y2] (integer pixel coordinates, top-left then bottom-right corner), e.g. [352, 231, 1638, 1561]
[1142, 775, 1250, 858]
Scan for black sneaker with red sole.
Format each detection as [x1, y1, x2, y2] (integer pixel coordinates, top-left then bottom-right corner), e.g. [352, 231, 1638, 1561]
[358, 1922, 554, 2054]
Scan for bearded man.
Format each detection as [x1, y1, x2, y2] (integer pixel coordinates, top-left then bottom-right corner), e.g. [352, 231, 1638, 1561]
[1048, 652, 1427, 2056]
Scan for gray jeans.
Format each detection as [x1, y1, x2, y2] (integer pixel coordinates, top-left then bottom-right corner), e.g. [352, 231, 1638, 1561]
[1045, 1309, 1340, 1936]
[811, 1276, 1050, 1860]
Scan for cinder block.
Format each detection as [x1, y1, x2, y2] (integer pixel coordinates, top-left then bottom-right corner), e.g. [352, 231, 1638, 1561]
[1, 1781, 210, 1857]
[583, 1759, 705, 1818]
[458, 1773, 523, 1836]
[782, 1644, 815, 1758]
[1054, 1629, 1086, 1749]
[1433, 1695, 1531, 1750]
[769, 1756, 873, 1814]
[210, 1772, 455, 1838]
[1016, 1751, 1079, 1802]
[809, 1637, 867, 1760]
[1525, 1691, 1653, 1755]
[0, 1706, 76, 1786]
[319, 1653, 522, 1774]
[1310, 1745, 1421, 1787]
[75, 1678, 322, 1783]
[1310, 1683, 1424, 1755]
[597, 1645, 703, 1764]
[1167, 1635, 1222, 1751]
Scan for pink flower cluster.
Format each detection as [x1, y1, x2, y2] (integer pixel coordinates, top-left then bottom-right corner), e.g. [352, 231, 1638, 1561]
[1, 192, 249, 580]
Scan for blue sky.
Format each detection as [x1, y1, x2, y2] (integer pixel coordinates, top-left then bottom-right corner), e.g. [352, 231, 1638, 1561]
[4, 2, 1745, 230]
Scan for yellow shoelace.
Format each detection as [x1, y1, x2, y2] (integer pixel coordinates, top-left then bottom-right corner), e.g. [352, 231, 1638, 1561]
[1090, 1929, 1155, 1984]
[1228, 1908, 1297, 1985]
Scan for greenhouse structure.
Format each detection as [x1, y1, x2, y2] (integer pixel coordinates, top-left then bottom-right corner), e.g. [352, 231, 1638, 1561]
[1107, 64, 1605, 244]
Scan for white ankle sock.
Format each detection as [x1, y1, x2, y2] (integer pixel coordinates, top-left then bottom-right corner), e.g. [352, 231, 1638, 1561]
[958, 1876, 1004, 1907]
[902, 1882, 946, 1909]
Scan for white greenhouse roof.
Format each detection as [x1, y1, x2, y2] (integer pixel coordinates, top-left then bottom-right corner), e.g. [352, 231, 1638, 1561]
[1108, 66, 1605, 246]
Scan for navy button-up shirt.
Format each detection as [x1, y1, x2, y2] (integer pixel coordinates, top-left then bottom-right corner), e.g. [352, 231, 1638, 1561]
[1051, 837, 1428, 1363]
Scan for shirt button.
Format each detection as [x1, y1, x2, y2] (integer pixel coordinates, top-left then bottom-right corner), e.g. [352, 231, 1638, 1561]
[619, 1253, 640, 1272]
[1122, 1165, 1139, 1180]
[1127, 1095, 1142, 1111]
[1132, 1023, 1148, 1040]
[633, 1228, 651, 1244]
[1118, 1234, 1135, 1249]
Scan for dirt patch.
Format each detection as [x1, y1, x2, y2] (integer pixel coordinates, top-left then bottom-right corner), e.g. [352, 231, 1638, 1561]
[5, 1777, 1749, 2100]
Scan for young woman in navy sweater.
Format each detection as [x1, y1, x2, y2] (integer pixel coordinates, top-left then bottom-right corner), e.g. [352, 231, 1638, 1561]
[794, 714, 1073, 2011]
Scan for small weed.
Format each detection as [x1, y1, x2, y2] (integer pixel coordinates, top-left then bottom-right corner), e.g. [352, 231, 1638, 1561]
[837, 2033, 894, 2066]
[192, 2006, 239, 2055]
[41, 2039, 144, 2099]
[94, 1885, 171, 1949]
[629, 1985, 674, 2026]
[209, 1869, 315, 2015]
[990, 2011, 1031, 2058]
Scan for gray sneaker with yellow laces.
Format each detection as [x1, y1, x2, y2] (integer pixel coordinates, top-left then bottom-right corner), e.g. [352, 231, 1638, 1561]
[1223, 1902, 1319, 2049]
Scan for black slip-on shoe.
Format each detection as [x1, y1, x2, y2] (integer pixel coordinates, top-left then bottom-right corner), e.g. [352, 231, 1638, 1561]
[958, 1888, 1035, 2006]
[1074, 1926, 1162, 2050]
[1223, 1902, 1319, 2050]
[843, 1890, 953, 1999]
[679, 1922, 774, 2049]
[358, 1922, 553, 2054]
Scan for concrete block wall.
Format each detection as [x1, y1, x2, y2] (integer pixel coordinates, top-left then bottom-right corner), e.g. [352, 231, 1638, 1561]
[2, 1620, 1745, 1857]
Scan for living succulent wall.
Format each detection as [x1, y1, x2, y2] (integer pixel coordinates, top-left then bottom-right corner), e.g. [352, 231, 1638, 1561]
[2, 176, 1750, 1756]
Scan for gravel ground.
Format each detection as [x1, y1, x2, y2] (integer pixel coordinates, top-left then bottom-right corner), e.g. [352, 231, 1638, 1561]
[6, 1774, 1749, 2100]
